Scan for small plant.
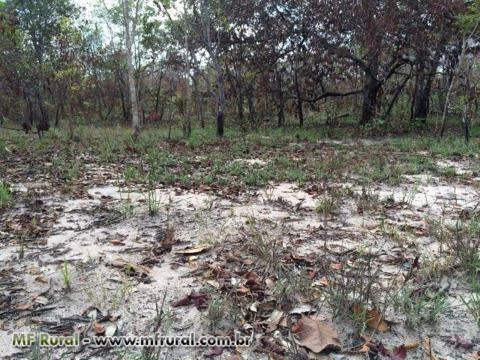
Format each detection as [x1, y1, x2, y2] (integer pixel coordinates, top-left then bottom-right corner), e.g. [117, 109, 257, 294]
[0, 182, 11, 208]
[206, 296, 227, 331]
[315, 195, 337, 216]
[18, 236, 25, 260]
[242, 218, 282, 275]
[118, 201, 135, 218]
[356, 184, 379, 213]
[392, 287, 449, 329]
[147, 188, 160, 216]
[152, 292, 172, 333]
[462, 275, 480, 329]
[61, 261, 72, 291]
[323, 253, 383, 327]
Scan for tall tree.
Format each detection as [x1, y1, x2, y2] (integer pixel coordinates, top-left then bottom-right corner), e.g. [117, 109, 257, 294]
[122, 0, 141, 136]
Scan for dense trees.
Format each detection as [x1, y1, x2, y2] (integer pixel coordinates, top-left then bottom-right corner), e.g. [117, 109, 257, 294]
[0, 0, 477, 139]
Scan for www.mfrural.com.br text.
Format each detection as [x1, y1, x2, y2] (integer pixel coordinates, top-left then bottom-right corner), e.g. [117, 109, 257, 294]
[11, 332, 253, 348]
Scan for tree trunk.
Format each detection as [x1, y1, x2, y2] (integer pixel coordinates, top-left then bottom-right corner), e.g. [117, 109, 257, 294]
[294, 68, 304, 127]
[247, 90, 256, 129]
[216, 64, 225, 137]
[413, 58, 438, 122]
[122, 0, 140, 136]
[360, 78, 381, 126]
[276, 71, 285, 127]
[440, 36, 467, 138]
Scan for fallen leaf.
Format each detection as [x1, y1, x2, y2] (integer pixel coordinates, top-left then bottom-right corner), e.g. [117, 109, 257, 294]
[392, 345, 407, 360]
[366, 308, 390, 332]
[293, 316, 341, 353]
[204, 346, 224, 357]
[352, 304, 390, 332]
[174, 244, 212, 255]
[237, 285, 251, 294]
[171, 294, 191, 307]
[404, 342, 419, 350]
[330, 262, 343, 271]
[171, 291, 208, 310]
[34, 275, 49, 284]
[110, 239, 125, 246]
[15, 303, 33, 311]
[422, 337, 438, 360]
[289, 304, 314, 315]
[206, 280, 220, 289]
[92, 321, 105, 335]
[258, 336, 285, 356]
[307, 269, 318, 280]
[265, 310, 284, 332]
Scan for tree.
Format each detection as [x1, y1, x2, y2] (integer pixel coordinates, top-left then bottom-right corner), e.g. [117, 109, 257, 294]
[122, 0, 141, 136]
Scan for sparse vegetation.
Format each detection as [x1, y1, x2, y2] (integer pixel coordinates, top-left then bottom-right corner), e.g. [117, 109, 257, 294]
[0, 182, 11, 208]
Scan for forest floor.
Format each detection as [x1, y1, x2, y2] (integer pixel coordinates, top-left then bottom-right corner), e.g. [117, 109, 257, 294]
[0, 125, 479, 360]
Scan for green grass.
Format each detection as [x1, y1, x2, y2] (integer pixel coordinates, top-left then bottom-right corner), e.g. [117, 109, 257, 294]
[392, 287, 449, 329]
[0, 182, 11, 208]
[2, 122, 478, 193]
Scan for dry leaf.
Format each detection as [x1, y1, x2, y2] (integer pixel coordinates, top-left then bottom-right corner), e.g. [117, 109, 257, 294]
[110, 239, 125, 246]
[206, 280, 220, 289]
[35, 275, 49, 284]
[352, 304, 390, 332]
[366, 308, 390, 332]
[265, 310, 284, 332]
[404, 342, 419, 350]
[330, 262, 343, 271]
[92, 321, 105, 335]
[15, 303, 33, 311]
[174, 244, 212, 255]
[392, 345, 407, 360]
[422, 337, 438, 360]
[293, 316, 341, 353]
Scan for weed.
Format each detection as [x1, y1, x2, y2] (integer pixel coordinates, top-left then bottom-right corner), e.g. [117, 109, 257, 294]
[315, 195, 337, 216]
[0, 182, 11, 208]
[118, 201, 135, 218]
[323, 251, 385, 330]
[242, 218, 282, 275]
[461, 272, 480, 328]
[356, 184, 379, 213]
[392, 286, 449, 329]
[152, 291, 173, 333]
[206, 296, 227, 331]
[147, 188, 160, 216]
[61, 261, 72, 291]
[432, 217, 480, 273]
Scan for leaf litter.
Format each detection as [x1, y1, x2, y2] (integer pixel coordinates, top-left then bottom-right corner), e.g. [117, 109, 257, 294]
[0, 140, 479, 359]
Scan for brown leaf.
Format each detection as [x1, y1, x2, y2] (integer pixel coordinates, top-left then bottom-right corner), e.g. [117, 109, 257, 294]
[34, 275, 49, 284]
[237, 285, 251, 294]
[204, 346, 224, 357]
[171, 291, 208, 310]
[15, 303, 33, 311]
[245, 270, 259, 283]
[293, 316, 341, 353]
[258, 337, 285, 356]
[110, 239, 125, 246]
[366, 308, 390, 332]
[441, 335, 474, 350]
[404, 342, 419, 350]
[307, 269, 318, 280]
[171, 294, 191, 307]
[392, 345, 407, 360]
[174, 244, 212, 255]
[330, 262, 343, 271]
[422, 338, 438, 360]
[352, 304, 390, 332]
[92, 321, 105, 335]
[469, 351, 480, 360]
